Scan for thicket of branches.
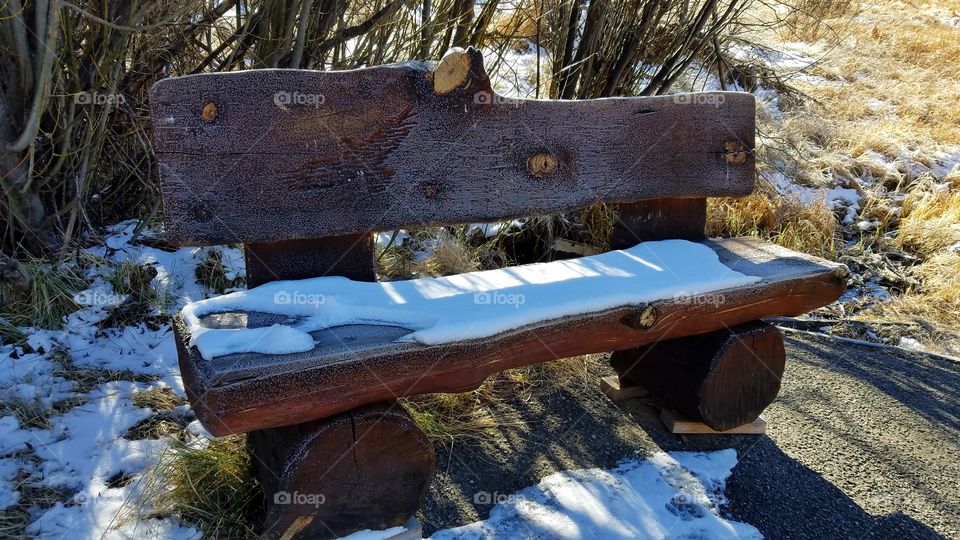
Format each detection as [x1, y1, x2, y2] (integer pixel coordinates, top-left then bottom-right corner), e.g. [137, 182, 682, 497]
[1, 0, 751, 256]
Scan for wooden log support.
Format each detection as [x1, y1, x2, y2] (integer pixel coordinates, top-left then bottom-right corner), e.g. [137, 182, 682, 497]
[249, 402, 435, 540]
[244, 234, 376, 287]
[611, 198, 706, 249]
[243, 235, 434, 539]
[610, 320, 786, 431]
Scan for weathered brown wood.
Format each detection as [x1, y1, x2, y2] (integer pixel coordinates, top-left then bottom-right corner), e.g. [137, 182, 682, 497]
[611, 198, 706, 249]
[248, 402, 435, 540]
[173, 237, 847, 435]
[244, 234, 375, 288]
[149, 48, 755, 245]
[611, 321, 786, 431]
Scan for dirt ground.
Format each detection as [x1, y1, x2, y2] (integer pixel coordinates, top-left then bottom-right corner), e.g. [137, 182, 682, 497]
[419, 333, 959, 539]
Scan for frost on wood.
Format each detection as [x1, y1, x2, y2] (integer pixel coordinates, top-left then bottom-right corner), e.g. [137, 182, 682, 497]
[181, 240, 760, 360]
[149, 48, 755, 245]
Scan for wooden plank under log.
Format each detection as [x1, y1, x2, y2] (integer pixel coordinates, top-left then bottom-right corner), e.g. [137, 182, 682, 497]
[149, 48, 755, 245]
[599, 375, 651, 401]
[173, 237, 847, 435]
[659, 409, 767, 435]
[612, 321, 786, 431]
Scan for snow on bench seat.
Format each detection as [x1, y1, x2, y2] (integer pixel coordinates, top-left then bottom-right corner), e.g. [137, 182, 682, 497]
[173, 236, 848, 435]
[182, 239, 759, 361]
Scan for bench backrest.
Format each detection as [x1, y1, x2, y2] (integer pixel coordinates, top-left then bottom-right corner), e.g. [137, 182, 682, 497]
[150, 48, 755, 285]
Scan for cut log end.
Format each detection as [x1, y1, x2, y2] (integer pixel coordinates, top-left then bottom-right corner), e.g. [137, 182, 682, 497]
[612, 321, 786, 431]
[433, 48, 473, 94]
[249, 402, 435, 540]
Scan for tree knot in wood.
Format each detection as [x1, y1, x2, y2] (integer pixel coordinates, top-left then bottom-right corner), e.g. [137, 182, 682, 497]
[621, 305, 658, 330]
[724, 141, 748, 164]
[188, 200, 214, 223]
[527, 153, 559, 177]
[201, 102, 218, 123]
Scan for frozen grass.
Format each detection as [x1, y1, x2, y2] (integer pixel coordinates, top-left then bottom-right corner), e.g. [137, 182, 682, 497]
[194, 249, 244, 296]
[0, 257, 86, 329]
[136, 436, 260, 539]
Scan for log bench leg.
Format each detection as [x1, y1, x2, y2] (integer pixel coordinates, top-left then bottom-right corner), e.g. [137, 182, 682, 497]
[610, 321, 786, 431]
[248, 401, 435, 540]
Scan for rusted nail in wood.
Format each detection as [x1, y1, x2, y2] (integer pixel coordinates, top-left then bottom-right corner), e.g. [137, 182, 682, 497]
[621, 305, 658, 330]
[433, 48, 472, 95]
[201, 103, 218, 123]
[724, 140, 747, 164]
[527, 153, 558, 177]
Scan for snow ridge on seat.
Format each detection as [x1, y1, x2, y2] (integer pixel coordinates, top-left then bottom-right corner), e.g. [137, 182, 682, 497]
[182, 239, 761, 360]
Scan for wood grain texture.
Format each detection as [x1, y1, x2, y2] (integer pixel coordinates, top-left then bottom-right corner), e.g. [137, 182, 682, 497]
[173, 237, 847, 436]
[248, 402, 435, 540]
[150, 48, 754, 245]
[611, 321, 786, 431]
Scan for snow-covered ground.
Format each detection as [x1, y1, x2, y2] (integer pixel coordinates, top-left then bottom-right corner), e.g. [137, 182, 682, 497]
[0, 223, 763, 538]
[428, 450, 760, 540]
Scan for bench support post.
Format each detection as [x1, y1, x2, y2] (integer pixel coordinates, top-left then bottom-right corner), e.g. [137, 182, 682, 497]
[611, 321, 786, 431]
[249, 402, 435, 540]
[244, 234, 435, 539]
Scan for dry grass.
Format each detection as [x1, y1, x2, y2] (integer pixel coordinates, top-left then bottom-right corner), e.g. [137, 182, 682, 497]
[132, 387, 187, 412]
[707, 190, 839, 259]
[423, 230, 482, 276]
[781, 1, 960, 154]
[401, 354, 605, 449]
[895, 187, 960, 257]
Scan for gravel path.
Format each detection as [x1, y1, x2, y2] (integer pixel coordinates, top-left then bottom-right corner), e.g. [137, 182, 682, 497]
[420, 333, 959, 539]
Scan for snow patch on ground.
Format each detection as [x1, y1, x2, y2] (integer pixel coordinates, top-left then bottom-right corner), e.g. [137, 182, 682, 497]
[0, 221, 221, 537]
[430, 449, 760, 539]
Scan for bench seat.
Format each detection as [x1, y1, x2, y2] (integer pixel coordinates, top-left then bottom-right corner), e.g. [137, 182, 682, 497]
[176, 236, 847, 436]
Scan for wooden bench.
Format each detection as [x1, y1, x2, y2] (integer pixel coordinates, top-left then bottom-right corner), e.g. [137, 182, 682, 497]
[150, 48, 847, 539]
